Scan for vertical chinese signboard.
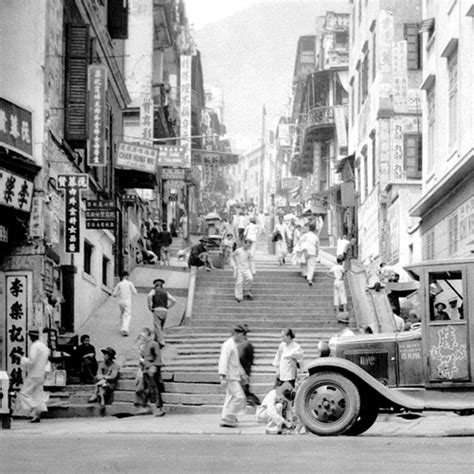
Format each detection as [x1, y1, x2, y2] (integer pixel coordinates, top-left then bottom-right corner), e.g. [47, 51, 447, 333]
[140, 94, 153, 145]
[180, 55, 192, 168]
[87, 64, 107, 167]
[5, 272, 32, 396]
[58, 174, 88, 253]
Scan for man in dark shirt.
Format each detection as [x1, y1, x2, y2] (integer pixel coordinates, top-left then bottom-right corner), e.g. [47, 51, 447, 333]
[158, 223, 173, 266]
[74, 334, 98, 384]
[147, 278, 177, 347]
[237, 325, 261, 407]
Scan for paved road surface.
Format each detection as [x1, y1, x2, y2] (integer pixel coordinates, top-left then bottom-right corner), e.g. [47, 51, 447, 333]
[2, 433, 473, 473]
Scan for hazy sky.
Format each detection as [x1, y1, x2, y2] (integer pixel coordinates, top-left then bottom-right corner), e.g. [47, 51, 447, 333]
[185, 0, 259, 29]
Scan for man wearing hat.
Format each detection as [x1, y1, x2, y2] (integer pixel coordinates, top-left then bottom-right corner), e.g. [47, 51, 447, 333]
[15, 328, 51, 423]
[147, 278, 177, 347]
[256, 381, 295, 434]
[88, 347, 119, 407]
[218, 325, 247, 428]
[434, 302, 450, 321]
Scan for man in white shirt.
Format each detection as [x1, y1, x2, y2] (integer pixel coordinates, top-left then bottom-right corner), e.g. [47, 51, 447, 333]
[112, 271, 137, 336]
[236, 212, 247, 242]
[16, 328, 51, 423]
[218, 325, 247, 427]
[300, 223, 319, 286]
[231, 239, 254, 302]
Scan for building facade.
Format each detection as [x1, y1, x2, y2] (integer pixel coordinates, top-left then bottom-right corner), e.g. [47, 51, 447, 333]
[291, 12, 350, 245]
[0, 0, 131, 384]
[411, 0, 474, 259]
[348, 0, 423, 267]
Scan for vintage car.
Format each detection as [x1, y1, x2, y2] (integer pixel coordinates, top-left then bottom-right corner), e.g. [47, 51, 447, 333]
[295, 259, 474, 436]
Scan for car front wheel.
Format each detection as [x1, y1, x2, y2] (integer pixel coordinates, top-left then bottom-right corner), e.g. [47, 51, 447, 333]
[295, 371, 361, 436]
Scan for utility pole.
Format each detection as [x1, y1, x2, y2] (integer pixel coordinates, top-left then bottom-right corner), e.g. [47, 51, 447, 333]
[259, 104, 266, 213]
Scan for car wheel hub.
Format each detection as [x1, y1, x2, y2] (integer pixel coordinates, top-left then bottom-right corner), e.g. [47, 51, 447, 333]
[308, 384, 346, 422]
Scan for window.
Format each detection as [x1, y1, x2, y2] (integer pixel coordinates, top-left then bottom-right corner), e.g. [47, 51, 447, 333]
[361, 52, 369, 104]
[84, 240, 93, 275]
[362, 149, 368, 199]
[425, 230, 435, 260]
[427, 85, 435, 173]
[404, 134, 422, 179]
[404, 24, 422, 69]
[448, 50, 458, 146]
[102, 255, 110, 286]
[371, 132, 376, 187]
[448, 214, 458, 256]
[372, 30, 377, 81]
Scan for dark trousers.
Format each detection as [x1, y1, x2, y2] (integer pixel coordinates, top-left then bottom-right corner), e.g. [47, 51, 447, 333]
[136, 366, 164, 408]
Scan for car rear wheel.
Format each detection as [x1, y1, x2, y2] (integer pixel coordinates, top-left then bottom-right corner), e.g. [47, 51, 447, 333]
[295, 371, 361, 436]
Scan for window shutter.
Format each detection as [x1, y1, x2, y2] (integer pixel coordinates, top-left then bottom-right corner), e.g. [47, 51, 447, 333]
[65, 25, 89, 142]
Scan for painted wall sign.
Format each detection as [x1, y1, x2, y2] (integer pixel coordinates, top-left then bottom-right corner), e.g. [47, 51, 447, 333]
[191, 149, 239, 165]
[29, 195, 44, 238]
[5, 272, 32, 393]
[162, 167, 186, 180]
[180, 55, 192, 168]
[0, 167, 34, 212]
[116, 142, 158, 173]
[140, 94, 153, 144]
[57, 174, 88, 253]
[87, 64, 107, 167]
[0, 98, 33, 158]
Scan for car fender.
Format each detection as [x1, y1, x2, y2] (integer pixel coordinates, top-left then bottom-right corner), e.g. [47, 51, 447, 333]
[304, 357, 424, 411]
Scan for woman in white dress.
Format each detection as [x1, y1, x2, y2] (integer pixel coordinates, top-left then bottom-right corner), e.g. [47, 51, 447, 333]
[272, 215, 289, 266]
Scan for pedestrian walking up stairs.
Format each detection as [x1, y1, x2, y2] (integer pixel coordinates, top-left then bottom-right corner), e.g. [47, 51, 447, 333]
[114, 235, 347, 415]
[44, 236, 350, 418]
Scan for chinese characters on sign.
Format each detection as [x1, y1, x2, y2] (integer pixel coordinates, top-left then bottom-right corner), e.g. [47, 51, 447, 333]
[157, 145, 186, 167]
[140, 94, 154, 144]
[29, 195, 44, 238]
[58, 174, 88, 253]
[6, 273, 30, 391]
[87, 65, 107, 167]
[0, 98, 33, 158]
[85, 199, 116, 229]
[116, 142, 158, 173]
[0, 167, 34, 212]
[180, 55, 192, 168]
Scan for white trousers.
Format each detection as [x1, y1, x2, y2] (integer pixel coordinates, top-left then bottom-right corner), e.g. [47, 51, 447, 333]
[306, 255, 317, 282]
[17, 376, 49, 416]
[221, 380, 246, 421]
[119, 300, 132, 333]
[235, 269, 253, 300]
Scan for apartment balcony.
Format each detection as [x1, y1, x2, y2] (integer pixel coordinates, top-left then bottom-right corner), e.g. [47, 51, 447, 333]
[291, 104, 347, 175]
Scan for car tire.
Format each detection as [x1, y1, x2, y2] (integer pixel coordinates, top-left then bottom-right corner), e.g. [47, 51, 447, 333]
[295, 371, 361, 436]
[344, 404, 379, 436]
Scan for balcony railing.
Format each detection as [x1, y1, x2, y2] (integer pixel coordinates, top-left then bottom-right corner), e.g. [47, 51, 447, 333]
[299, 104, 348, 129]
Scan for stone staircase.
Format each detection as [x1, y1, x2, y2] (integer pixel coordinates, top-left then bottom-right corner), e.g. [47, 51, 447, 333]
[115, 237, 342, 414]
[44, 236, 347, 417]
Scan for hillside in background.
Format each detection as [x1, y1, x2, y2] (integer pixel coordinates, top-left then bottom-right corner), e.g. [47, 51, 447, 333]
[194, 0, 350, 150]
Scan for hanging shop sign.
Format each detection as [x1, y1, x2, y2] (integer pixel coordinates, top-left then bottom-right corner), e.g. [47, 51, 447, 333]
[29, 195, 45, 238]
[157, 145, 186, 167]
[191, 149, 239, 165]
[85, 199, 116, 229]
[0, 224, 8, 242]
[162, 167, 185, 180]
[5, 272, 32, 392]
[87, 64, 107, 167]
[180, 55, 192, 168]
[281, 177, 300, 190]
[140, 94, 153, 144]
[57, 174, 88, 253]
[0, 167, 34, 212]
[116, 142, 158, 173]
[185, 166, 201, 186]
[0, 98, 33, 158]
